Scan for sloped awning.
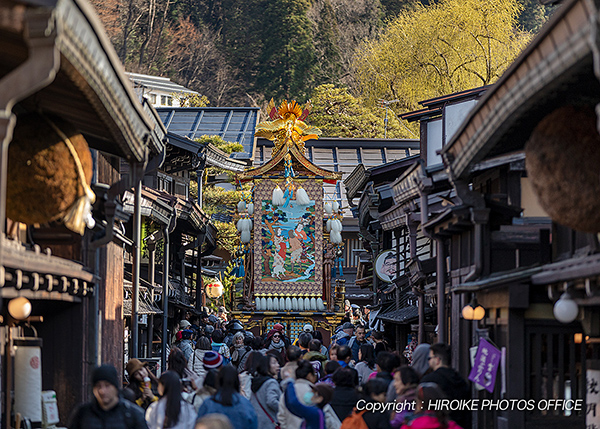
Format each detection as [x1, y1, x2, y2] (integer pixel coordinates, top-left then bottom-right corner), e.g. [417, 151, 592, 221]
[123, 283, 162, 316]
[377, 302, 435, 324]
[123, 186, 212, 234]
[442, 0, 599, 181]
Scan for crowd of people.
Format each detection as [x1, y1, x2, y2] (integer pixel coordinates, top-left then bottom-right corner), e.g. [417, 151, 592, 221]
[70, 306, 471, 429]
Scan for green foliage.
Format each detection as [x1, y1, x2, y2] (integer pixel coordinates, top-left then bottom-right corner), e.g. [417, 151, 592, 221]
[214, 221, 240, 256]
[92, 0, 552, 108]
[353, 0, 532, 112]
[192, 135, 245, 257]
[174, 93, 210, 107]
[309, 84, 416, 138]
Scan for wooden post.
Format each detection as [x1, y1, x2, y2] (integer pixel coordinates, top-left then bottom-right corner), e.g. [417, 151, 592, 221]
[147, 242, 156, 358]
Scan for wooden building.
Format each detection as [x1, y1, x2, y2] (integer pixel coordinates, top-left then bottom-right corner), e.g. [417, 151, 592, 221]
[432, 0, 600, 427]
[0, 0, 168, 425]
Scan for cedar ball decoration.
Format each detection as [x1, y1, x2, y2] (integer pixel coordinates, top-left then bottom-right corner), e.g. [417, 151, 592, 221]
[7, 112, 93, 230]
[525, 105, 600, 232]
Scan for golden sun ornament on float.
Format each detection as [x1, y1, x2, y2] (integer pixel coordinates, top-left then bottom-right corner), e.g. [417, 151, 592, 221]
[205, 279, 224, 299]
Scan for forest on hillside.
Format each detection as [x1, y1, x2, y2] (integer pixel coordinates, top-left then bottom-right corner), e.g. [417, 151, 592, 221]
[91, 0, 556, 137]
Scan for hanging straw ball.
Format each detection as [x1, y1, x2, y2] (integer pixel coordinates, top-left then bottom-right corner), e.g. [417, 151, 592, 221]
[324, 202, 332, 215]
[525, 105, 600, 232]
[236, 218, 244, 232]
[237, 200, 246, 213]
[7, 113, 93, 226]
[332, 201, 340, 212]
[326, 218, 332, 232]
[247, 202, 254, 215]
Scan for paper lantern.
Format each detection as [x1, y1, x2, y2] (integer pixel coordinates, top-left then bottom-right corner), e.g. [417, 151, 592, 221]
[205, 279, 224, 299]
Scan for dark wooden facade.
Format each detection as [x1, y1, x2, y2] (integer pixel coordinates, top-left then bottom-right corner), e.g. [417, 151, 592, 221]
[0, 0, 165, 425]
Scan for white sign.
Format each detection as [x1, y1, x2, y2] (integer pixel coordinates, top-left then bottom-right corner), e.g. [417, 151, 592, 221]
[588, 369, 600, 427]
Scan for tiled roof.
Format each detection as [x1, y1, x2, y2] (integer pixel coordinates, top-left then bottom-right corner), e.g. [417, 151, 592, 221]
[158, 107, 260, 159]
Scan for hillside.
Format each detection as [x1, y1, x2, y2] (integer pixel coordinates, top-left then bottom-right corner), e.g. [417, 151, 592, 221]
[90, 0, 556, 109]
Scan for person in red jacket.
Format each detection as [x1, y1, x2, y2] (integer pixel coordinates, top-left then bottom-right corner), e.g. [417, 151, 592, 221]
[400, 383, 463, 429]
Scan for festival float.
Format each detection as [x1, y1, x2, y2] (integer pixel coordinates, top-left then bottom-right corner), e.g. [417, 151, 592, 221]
[231, 100, 346, 341]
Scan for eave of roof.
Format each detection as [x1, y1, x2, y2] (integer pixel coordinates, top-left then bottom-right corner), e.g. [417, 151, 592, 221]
[442, 0, 596, 180]
[257, 136, 420, 149]
[8, 0, 165, 161]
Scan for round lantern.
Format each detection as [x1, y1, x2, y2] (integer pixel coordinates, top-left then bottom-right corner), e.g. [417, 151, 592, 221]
[205, 279, 224, 299]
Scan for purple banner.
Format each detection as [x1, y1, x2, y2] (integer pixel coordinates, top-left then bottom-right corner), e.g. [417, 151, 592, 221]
[468, 338, 501, 393]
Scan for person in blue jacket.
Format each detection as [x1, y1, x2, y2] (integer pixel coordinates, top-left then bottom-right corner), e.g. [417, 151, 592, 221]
[197, 365, 257, 429]
[284, 369, 335, 429]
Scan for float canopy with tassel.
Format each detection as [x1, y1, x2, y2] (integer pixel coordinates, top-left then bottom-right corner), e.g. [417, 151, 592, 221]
[235, 98, 343, 318]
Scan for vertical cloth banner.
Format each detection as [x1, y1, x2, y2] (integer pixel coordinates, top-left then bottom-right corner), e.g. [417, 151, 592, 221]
[468, 338, 501, 393]
[14, 338, 43, 423]
[587, 369, 600, 427]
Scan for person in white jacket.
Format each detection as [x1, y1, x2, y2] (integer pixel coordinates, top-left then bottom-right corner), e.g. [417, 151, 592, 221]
[145, 371, 196, 429]
[187, 336, 212, 385]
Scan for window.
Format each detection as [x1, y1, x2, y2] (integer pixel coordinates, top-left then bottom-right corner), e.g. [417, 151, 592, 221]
[167, 96, 173, 106]
[150, 94, 157, 104]
[161, 95, 167, 105]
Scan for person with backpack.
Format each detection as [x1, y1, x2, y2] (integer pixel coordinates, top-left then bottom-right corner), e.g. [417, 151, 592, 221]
[145, 371, 196, 429]
[211, 329, 231, 365]
[70, 364, 148, 429]
[304, 339, 328, 379]
[341, 378, 391, 429]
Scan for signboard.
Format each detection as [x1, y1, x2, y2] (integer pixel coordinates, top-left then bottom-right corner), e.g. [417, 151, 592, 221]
[374, 250, 398, 283]
[588, 369, 600, 427]
[468, 338, 501, 393]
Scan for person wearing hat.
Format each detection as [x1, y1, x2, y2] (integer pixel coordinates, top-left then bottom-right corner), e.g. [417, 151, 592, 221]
[332, 322, 354, 347]
[292, 323, 314, 347]
[70, 364, 148, 429]
[203, 350, 224, 370]
[265, 323, 291, 350]
[179, 329, 195, 363]
[124, 359, 159, 410]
